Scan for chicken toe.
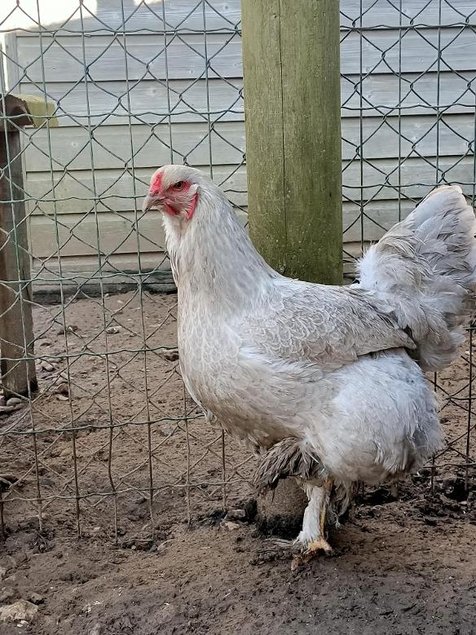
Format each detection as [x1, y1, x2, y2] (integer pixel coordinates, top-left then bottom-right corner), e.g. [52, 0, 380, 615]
[291, 536, 333, 570]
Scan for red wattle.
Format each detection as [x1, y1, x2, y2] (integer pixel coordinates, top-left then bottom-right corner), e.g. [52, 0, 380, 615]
[185, 192, 199, 220]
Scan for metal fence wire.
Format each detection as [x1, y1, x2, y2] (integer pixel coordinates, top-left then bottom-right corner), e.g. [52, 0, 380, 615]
[0, 0, 474, 542]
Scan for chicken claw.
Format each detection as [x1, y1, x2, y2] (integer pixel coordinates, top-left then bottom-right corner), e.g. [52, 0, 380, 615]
[291, 537, 333, 570]
[264, 535, 333, 570]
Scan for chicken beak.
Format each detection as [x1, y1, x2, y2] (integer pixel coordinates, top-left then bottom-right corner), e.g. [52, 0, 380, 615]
[142, 193, 163, 212]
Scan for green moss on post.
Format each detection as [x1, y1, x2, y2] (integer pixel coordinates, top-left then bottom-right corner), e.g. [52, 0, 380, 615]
[242, 0, 342, 284]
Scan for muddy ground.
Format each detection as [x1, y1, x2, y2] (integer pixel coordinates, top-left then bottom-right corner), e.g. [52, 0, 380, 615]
[0, 291, 475, 634]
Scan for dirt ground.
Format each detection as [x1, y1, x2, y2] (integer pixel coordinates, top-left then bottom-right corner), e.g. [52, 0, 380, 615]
[0, 291, 475, 634]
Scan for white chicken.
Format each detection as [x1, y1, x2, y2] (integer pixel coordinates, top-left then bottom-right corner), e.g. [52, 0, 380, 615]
[143, 165, 476, 563]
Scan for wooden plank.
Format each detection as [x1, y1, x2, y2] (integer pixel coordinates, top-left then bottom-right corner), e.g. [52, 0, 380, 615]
[25, 164, 248, 215]
[341, 155, 476, 200]
[28, 194, 452, 277]
[29, 191, 472, 260]
[19, 78, 244, 126]
[342, 113, 476, 161]
[16, 33, 243, 83]
[29, 207, 248, 260]
[1, 33, 21, 93]
[24, 121, 245, 172]
[29, 241, 372, 291]
[3, 0, 241, 34]
[232, 199, 460, 247]
[7, 0, 472, 35]
[341, 71, 476, 117]
[31, 272, 177, 305]
[28, 198, 428, 290]
[31, 269, 177, 305]
[340, 27, 476, 75]
[22, 112, 474, 177]
[340, 0, 476, 28]
[29, 198, 417, 261]
[30, 210, 167, 259]
[0, 130, 37, 399]
[342, 199, 416, 243]
[15, 26, 476, 84]
[32, 252, 169, 276]
[19, 70, 476, 127]
[24, 153, 474, 223]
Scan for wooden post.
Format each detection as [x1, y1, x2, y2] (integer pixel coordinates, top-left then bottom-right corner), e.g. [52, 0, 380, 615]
[242, 0, 342, 284]
[242, 0, 343, 530]
[0, 94, 56, 400]
[0, 123, 36, 399]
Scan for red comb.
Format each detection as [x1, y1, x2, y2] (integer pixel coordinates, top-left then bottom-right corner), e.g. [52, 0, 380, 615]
[150, 170, 163, 193]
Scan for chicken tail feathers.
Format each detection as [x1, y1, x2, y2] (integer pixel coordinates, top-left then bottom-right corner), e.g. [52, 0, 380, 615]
[357, 186, 476, 371]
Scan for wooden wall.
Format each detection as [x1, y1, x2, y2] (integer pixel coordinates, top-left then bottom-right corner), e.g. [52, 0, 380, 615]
[2, 0, 476, 283]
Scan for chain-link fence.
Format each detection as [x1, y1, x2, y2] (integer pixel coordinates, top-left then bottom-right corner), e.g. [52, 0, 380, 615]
[0, 0, 474, 542]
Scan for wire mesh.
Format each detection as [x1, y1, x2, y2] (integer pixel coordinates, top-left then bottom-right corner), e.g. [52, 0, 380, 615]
[0, 0, 474, 542]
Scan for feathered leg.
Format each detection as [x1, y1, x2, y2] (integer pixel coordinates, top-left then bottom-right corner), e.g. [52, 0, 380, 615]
[255, 438, 335, 565]
[291, 480, 333, 568]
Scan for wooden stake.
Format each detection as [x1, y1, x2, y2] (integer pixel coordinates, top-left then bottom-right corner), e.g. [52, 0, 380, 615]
[0, 129, 37, 399]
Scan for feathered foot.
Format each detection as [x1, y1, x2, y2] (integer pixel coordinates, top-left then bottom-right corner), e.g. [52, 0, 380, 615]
[291, 537, 333, 570]
[265, 480, 334, 569]
[290, 481, 333, 569]
[266, 534, 332, 556]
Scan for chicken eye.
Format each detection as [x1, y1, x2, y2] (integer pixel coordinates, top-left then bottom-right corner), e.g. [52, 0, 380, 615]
[173, 181, 185, 190]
